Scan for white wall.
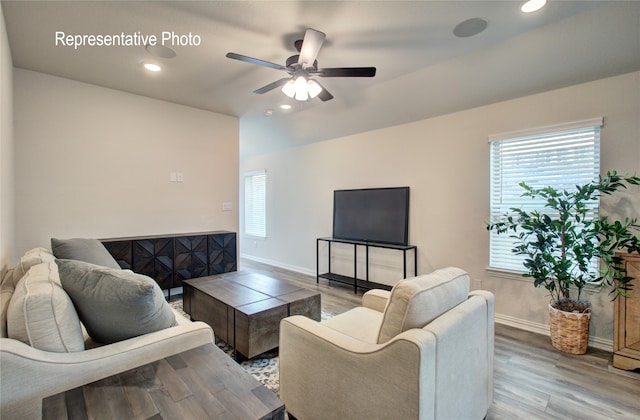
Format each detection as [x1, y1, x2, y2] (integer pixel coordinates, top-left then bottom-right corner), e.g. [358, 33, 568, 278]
[0, 4, 14, 274]
[14, 69, 239, 257]
[241, 71, 640, 345]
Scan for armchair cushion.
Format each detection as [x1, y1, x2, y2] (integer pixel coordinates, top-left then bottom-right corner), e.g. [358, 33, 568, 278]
[321, 307, 383, 343]
[378, 267, 469, 343]
[7, 261, 84, 352]
[57, 259, 176, 344]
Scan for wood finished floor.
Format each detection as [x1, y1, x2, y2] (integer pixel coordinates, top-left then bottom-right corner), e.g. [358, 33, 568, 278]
[240, 259, 640, 419]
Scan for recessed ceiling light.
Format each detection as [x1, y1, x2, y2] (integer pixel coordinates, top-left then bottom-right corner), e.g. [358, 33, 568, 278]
[521, 0, 547, 13]
[143, 63, 162, 72]
[453, 18, 488, 38]
[280, 104, 292, 110]
[264, 109, 274, 116]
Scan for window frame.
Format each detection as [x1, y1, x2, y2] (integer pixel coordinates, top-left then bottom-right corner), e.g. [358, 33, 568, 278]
[487, 117, 603, 275]
[244, 169, 267, 238]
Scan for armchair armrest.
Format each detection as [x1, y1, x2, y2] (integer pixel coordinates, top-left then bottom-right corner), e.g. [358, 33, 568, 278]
[279, 315, 437, 420]
[1, 321, 214, 419]
[362, 289, 390, 312]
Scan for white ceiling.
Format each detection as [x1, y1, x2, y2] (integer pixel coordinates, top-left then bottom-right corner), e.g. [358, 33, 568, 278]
[3, 1, 640, 158]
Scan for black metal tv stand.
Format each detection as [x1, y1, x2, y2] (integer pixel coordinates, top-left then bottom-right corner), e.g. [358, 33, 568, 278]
[316, 237, 417, 293]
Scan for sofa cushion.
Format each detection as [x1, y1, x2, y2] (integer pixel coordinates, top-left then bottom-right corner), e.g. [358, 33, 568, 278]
[7, 261, 85, 352]
[57, 259, 176, 344]
[51, 238, 121, 269]
[1, 249, 57, 338]
[1, 268, 16, 338]
[377, 267, 470, 343]
[11, 248, 57, 289]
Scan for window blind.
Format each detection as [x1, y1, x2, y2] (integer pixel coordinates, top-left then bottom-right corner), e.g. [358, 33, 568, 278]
[488, 118, 602, 272]
[244, 170, 266, 238]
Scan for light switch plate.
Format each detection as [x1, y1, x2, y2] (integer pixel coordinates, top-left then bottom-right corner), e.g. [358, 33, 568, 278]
[222, 202, 233, 211]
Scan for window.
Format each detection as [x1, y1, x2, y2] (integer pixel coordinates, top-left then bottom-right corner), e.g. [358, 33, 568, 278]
[488, 118, 602, 273]
[244, 170, 266, 238]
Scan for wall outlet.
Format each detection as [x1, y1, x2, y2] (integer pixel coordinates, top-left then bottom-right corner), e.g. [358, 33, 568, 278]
[176, 172, 184, 182]
[472, 278, 482, 290]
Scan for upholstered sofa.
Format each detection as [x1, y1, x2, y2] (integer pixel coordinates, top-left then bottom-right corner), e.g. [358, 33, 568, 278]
[279, 267, 495, 420]
[0, 244, 214, 419]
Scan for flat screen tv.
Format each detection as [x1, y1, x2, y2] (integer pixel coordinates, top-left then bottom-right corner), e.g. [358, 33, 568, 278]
[332, 187, 409, 245]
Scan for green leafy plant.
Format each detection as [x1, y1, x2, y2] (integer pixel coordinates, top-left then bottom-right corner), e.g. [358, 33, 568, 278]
[487, 170, 640, 312]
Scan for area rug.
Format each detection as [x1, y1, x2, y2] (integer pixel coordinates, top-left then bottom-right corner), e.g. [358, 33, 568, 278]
[170, 298, 332, 395]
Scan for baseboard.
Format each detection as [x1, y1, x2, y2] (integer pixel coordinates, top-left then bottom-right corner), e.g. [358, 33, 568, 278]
[242, 254, 615, 352]
[240, 254, 316, 277]
[495, 313, 613, 352]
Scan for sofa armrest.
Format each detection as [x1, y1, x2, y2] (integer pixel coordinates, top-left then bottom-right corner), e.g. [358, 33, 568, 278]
[361, 289, 390, 312]
[279, 315, 437, 420]
[1, 320, 213, 419]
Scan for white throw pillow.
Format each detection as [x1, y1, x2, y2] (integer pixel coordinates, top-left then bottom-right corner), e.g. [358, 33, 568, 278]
[2, 249, 56, 338]
[7, 261, 85, 352]
[10, 248, 56, 289]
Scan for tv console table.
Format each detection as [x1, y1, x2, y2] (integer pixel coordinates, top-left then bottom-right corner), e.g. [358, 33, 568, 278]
[316, 237, 417, 293]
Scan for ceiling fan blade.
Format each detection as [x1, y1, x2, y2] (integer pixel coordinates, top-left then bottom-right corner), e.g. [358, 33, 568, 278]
[253, 78, 291, 94]
[298, 29, 326, 68]
[226, 52, 286, 71]
[314, 81, 334, 102]
[316, 67, 377, 77]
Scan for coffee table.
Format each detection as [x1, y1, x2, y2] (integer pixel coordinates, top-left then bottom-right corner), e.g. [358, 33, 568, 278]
[42, 343, 285, 419]
[183, 272, 321, 359]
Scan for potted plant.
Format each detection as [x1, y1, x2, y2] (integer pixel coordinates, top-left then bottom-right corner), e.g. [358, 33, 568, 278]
[487, 170, 640, 354]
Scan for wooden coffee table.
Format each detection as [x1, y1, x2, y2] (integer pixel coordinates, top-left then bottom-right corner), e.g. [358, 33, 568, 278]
[183, 272, 321, 359]
[42, 343, 285, 419]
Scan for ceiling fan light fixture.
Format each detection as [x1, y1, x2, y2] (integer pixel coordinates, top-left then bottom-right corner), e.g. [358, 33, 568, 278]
[307, 79, 322, 99]
[281, 76, 321, 101]
[228, 28, 373, 102]
[281, 79, 296, 98]
[294, 76, 309, 101]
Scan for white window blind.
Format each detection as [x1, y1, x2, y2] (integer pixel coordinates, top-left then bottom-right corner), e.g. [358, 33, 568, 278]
[244, 170, 266, 238]
[488, 118, 602, 273]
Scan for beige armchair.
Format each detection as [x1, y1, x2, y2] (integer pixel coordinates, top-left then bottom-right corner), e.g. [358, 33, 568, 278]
[279, 267, 494, 420]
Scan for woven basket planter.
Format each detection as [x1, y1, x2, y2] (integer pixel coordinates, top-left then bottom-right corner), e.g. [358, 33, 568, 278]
[548, 304, 591, 355]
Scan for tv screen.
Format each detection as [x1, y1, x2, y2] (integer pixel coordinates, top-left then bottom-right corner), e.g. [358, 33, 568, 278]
[332, 187, 409, 245]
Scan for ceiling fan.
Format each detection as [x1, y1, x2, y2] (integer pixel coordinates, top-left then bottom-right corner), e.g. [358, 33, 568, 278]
[226, 28, 376, 102]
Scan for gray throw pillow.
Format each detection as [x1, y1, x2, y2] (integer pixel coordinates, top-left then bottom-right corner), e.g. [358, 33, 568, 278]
[57, 259, 176, 344]
[51, 238, 121, 269]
